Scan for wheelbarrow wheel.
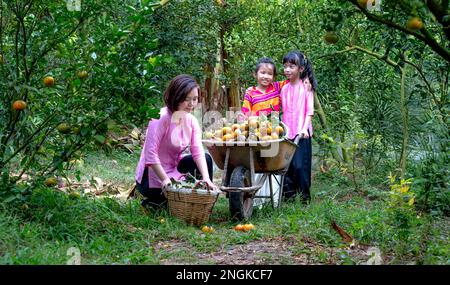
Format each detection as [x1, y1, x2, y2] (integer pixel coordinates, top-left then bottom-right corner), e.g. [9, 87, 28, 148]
[229, 166, 253, 221]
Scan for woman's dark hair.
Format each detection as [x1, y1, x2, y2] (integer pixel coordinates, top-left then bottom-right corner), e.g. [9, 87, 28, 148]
[255, 57, 277, 77]
[282, 51, 317, 91]
[164, 74, 199, 113]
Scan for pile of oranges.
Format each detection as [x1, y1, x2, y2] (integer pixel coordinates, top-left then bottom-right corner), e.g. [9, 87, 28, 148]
[234, 223, 255, 232]
[201, 225, 215, 233]
[203, 116, 285, 142]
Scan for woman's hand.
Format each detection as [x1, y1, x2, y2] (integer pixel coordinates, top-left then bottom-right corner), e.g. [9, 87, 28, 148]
[299, 129, 310, 139]
[204, 179, 219, 192]
[161, 178, 172, 197]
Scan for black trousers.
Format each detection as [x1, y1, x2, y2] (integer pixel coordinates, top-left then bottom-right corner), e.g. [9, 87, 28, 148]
[282, 135, 312, 201]
[136, 154, 213, 210]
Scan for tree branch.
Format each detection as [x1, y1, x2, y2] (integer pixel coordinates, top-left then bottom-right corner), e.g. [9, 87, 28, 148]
[348, 0, 450, 62]
[423, 0, 450, 40]
[403, 59, 436, 100]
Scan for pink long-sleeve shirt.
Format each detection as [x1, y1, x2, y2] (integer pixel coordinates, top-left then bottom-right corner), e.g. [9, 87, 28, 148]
[135, 107, 205, 188]
[280, 80, 314, 139]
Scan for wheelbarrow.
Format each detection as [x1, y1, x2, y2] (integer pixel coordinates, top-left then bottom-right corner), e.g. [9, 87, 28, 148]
[203, 132, 300, 220]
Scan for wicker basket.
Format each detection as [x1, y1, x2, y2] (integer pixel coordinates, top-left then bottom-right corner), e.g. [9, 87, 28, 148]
[166, 185, 220, 226]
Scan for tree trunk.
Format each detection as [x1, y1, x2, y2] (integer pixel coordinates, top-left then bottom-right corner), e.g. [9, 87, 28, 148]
[229, 77, 241, 109]
[314, 92, 342, 163]
[399, 67, 409, 178]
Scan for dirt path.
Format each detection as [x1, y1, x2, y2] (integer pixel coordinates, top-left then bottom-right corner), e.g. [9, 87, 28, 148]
[152, 237, 388, 265]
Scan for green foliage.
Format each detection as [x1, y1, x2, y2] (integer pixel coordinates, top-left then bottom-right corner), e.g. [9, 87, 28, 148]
[0, 0, 165, 201]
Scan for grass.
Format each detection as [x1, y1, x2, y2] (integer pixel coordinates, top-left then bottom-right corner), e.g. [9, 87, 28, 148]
[0, 149, 448, 265]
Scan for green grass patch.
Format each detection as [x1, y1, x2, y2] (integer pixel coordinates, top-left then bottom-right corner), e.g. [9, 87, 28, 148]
[1, 149, 448, 265]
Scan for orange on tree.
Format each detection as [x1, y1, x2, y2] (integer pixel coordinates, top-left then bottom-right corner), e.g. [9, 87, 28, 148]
[357, 0, 368, 8]
[324, 31, 339, 44]
[72, 126, 81, 134]
[77, 70, 88, 80]
[407, 17, 423, 30]
[43, 76, 55, 87]
[12, 100, 27, 111]
[57, 123, 71, 134]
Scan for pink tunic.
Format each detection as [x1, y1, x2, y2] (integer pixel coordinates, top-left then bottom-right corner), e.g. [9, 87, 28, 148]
[135, 107, 205, 188]
[280, 80, 314, 139]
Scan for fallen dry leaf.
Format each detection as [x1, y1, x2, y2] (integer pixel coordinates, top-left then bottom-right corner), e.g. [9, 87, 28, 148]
[331, 220, 353, 243]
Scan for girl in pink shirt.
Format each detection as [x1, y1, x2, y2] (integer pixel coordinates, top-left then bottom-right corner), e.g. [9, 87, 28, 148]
[135, 74, 217, 211]
[280, 51, 317, 203]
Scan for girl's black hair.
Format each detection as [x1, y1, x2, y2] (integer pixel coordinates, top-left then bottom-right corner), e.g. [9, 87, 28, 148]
[282, 51, 317, 91]
[255, 57, 277, 77]
[164, 74, 199, 113]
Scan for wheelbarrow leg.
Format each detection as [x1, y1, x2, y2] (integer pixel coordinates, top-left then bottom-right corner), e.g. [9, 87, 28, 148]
[249, 147, 255, 186]
[277, 172, 286, 208]
[269, 174, 274, 209]
[221, 147, 231, 187]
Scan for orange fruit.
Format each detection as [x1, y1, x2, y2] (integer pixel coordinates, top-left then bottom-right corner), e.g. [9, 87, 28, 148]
[259, 126, 268, 136]
[407, 17, 423, 30]
[358, 0, 376, 8]
[222, 134, 234, 141]
[240, 123, 249, 132]
[43, 76, 55, 87]
[261, 135, 272, 141]
[202, 225, 214, 233]
[357, 0, 368, 8]
[204, 131, 214, 139]
[12, 100, 27, 111]
[44, 177, 57, 187]
[249, 119, 258, 129]
[69, 191, 80, 199]
[222, 127, 232, 136]
[77, 70, 88, 80]
[234, 224, 244, 231]
[214, 129, 223, 138]
[231, 124, 240, 132]
[324, 31, 339, 44]
[56, 123, 71, 134]
[243, 224, 255, 231]
[274, 126, 284, 136]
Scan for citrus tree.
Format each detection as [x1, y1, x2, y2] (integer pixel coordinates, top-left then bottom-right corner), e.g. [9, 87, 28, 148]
[0, 0, 166, 202]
